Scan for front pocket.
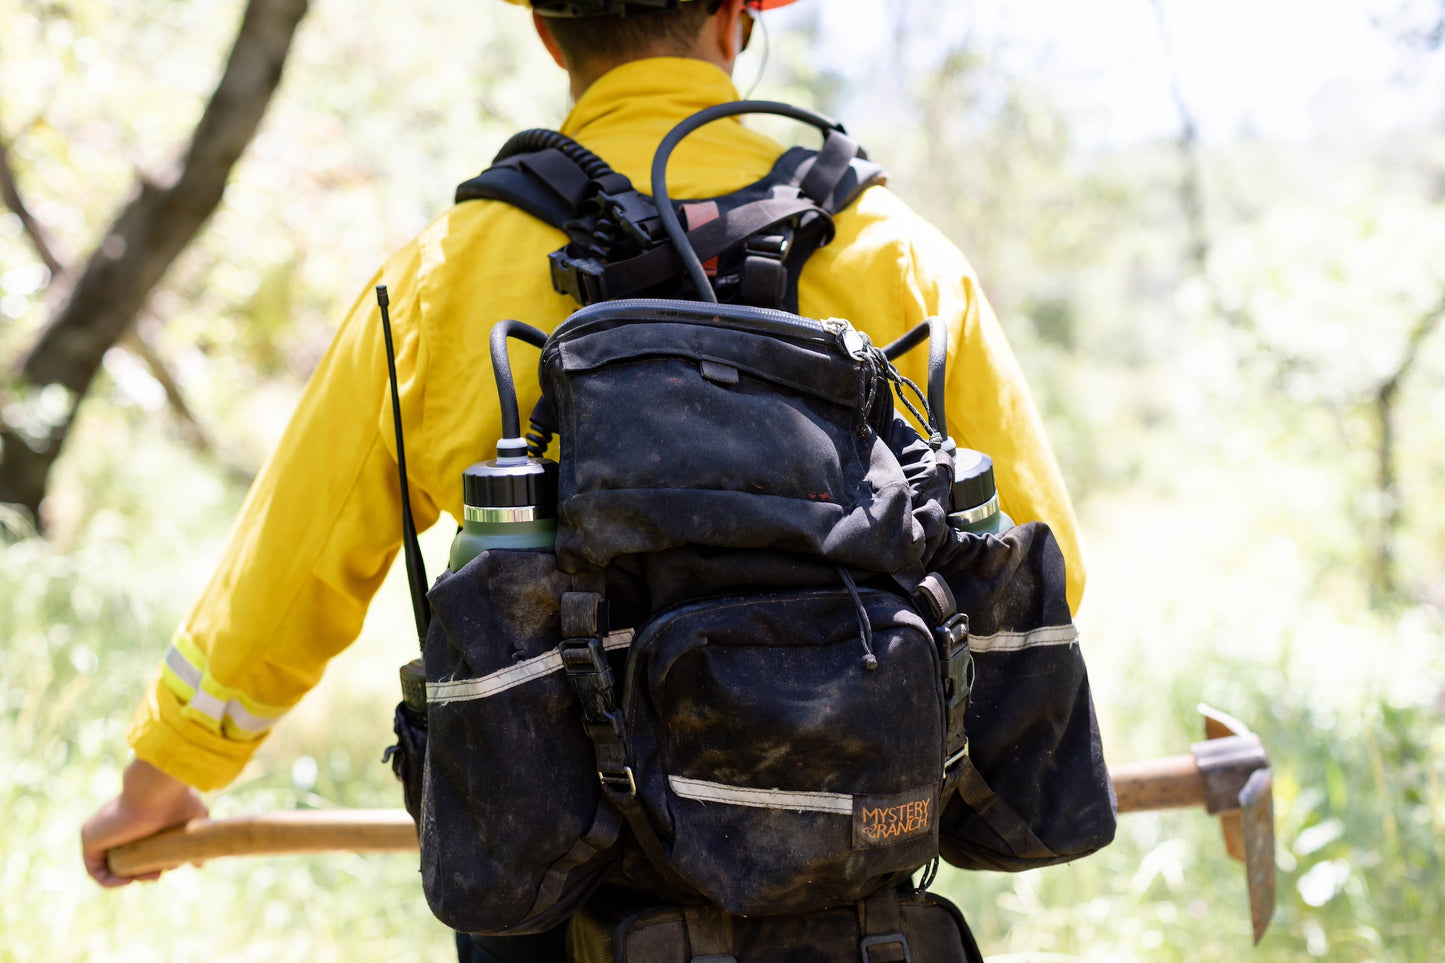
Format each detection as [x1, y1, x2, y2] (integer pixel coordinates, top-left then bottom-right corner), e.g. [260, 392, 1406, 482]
[621, 588, 946, 916]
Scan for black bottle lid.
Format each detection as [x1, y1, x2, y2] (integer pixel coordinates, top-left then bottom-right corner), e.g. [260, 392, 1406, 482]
[461, 457, 558, 515]
[951, 448, 998, 514]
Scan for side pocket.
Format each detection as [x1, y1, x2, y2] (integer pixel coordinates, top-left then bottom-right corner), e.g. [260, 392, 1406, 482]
[385, 690, 427, 829]
[932, 523, 1117, 871]
[419, 550, 622, 935]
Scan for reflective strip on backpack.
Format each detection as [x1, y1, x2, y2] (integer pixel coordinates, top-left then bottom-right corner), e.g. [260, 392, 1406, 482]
[967, 624, 1077, 654]
[159, 632, 287, 741]
[668, 775, 854, 815]
[427, 629, 634, 706]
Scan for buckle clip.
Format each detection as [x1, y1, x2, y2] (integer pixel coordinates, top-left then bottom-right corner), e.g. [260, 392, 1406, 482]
[559, 635, 619, 725]
[549, 251, 607, 305]
[745, 232, 790, 257]
[599, 189, 660, 248]
[860, 933, 912, 963]
[934, 611, 968, 652]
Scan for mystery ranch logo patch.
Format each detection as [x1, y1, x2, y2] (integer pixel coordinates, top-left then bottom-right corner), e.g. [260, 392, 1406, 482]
[853, 786, 938, 849]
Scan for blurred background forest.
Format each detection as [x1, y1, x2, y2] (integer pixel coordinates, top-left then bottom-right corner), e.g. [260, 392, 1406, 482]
[2, 0, 1443, 959]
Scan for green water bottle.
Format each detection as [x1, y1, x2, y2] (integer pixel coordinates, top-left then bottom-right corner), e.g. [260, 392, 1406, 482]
[448, 439, 558, 571]
[948, 447, 1014, 536]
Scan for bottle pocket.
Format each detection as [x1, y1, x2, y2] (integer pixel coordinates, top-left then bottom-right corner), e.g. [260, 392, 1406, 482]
[419, 549, 622, 935]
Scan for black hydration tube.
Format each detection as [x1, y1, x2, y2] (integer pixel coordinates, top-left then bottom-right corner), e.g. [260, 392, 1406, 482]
[650, 100, 849, 305]
[488, 319, 549, 458]
[376, 285, 431, 647]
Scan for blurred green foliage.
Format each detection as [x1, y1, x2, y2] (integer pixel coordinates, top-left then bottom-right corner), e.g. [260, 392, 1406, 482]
[3, 0, 1444, 960]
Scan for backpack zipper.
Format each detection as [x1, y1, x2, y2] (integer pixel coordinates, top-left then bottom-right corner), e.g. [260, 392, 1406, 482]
[548, 298, 855, 354]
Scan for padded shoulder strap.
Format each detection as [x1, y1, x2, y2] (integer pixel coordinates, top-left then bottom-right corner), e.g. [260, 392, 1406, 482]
[451, 118, 888, 311]
[454, 128, 627, 233]
[454, 150, 592, 229]
[771, 134, 888, 215]
[455, 129, 885, 228]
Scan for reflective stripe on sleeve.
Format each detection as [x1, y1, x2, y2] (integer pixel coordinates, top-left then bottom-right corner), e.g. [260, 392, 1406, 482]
[159, 632, 288, 741]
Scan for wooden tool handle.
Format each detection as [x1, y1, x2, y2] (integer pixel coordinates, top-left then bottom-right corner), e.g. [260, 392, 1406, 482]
[1110, 754, 1207, 814]
[105, 809, 418, 878]
[104, 756, 1218, 878]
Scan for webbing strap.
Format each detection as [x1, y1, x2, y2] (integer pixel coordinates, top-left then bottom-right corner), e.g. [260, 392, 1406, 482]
[682, 905, 736, 960]
[587, 195, 824, 301]
[608, 784, 701, 899]
[858, 887, 910, 963]
[858, 886, 902, 936]
[523, 799, 622, 920]
[951, 755, 1057, 861]
[800, 130, 864, 208]
[559, 589, 631, 790]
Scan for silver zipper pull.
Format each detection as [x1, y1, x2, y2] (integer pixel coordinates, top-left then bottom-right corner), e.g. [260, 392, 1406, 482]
[821, 318, 872, 360]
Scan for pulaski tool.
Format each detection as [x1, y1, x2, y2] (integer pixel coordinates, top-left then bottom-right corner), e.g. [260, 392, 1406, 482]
[108, 705, 1277, 944]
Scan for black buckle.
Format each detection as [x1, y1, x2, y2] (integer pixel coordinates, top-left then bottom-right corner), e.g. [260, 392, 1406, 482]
[549, 251, 607, 305]
[943, 638, 974, 706]
[934, 611, 968, 652]
[599, 189, 660, 247]
[559, 635, 618, 724]
[860, 933, 911, 963]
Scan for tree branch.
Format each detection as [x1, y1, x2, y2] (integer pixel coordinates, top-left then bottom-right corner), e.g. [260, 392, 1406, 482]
[118, 325, 212, 449]
[0, 0, 309, 525]
[1371, 287, 1445, 601]
[0, 134, 65, 277]
[118, 324, 257, 488]
[20, 0, 310, 395]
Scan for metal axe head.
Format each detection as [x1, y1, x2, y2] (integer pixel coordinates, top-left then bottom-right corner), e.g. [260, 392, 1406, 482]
[1196, 703, 1276, 944]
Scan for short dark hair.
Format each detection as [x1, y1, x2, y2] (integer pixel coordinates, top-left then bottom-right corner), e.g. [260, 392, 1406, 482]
[547, 1, 721, 74]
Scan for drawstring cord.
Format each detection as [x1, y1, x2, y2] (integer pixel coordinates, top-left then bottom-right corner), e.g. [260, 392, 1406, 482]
[854, 340, 942, 446]
[837, 566, 877, 670]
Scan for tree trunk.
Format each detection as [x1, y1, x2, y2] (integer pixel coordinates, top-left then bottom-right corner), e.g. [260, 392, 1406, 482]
[0, 0, 310, 528]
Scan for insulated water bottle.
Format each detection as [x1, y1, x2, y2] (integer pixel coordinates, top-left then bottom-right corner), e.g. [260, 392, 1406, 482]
[948, 447, 1014, 536]
[448, 448, 558, 570]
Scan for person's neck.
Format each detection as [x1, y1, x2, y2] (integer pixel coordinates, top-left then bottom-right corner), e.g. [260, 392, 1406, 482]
[569, 50, 731, 102]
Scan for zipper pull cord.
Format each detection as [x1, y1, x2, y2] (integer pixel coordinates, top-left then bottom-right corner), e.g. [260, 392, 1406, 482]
[837, 566, 878, 670]
[855, 356, 880, 438]
[874, 346, 940, 445]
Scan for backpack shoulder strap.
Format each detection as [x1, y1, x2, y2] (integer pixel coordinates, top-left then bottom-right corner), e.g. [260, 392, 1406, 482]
[451, 120, 888, 311]
[771, 131, 887, 215]
[454, 128, 628, 238]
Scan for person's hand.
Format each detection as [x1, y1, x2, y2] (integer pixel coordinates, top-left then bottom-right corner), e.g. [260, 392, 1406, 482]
[81, 758, 209, 887]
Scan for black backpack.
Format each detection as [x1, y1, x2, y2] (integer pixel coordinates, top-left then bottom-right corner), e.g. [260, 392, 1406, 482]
[382, 101, 1115, 957]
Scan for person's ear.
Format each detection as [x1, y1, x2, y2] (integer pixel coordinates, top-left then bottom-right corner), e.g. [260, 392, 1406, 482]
[711, 0, 749, 62]
[534, 11, 568, 70]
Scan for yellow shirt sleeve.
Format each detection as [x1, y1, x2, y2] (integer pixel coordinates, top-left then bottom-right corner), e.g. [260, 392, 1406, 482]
[128, 250, 439, 790]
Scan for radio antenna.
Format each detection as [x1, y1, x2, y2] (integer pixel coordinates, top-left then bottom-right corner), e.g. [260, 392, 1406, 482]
[376, 285, 431, 646]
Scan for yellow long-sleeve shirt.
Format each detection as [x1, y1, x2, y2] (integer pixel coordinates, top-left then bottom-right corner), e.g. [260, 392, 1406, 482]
[128, 58, 1084, 791]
